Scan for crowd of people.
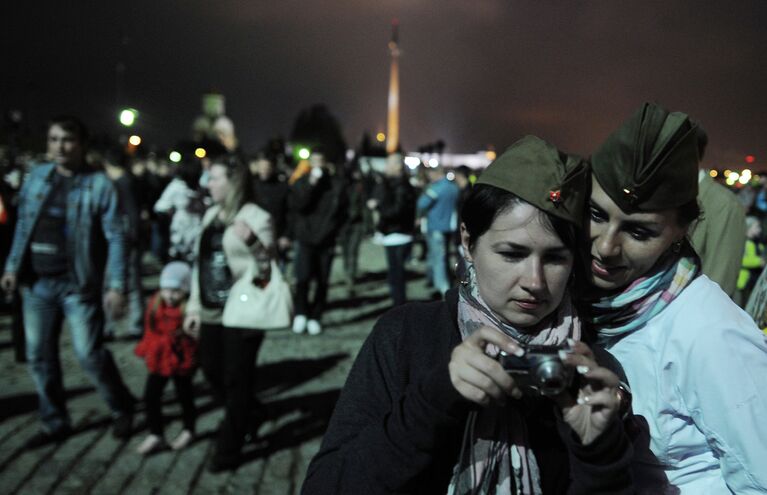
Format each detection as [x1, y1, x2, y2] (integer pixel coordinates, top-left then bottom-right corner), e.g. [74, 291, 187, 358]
[1, 103, 766, 492]
[0, 115, 471, 471]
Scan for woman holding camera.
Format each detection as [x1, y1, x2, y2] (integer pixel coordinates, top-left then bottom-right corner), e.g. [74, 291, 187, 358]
[584, 103, 767, 494]
[303, 137, 634, 494]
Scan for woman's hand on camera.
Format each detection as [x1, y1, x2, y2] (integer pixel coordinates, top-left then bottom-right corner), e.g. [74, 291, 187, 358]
[557, 340, 621, 446]
[449, 326, 524, 407]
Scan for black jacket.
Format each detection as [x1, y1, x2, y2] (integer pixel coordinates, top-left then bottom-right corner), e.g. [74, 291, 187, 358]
[302, 289, 634, 494]
[372, 175, 416, 235]
[253, 176, 290, 239]
[290, 171, 347, 246]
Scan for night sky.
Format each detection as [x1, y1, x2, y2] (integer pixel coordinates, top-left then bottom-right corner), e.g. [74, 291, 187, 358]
[3, 1, 766, 169]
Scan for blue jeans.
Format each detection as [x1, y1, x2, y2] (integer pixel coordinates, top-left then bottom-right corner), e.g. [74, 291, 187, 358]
[427, 230, 451, 295]
[21, 276, 134, 433]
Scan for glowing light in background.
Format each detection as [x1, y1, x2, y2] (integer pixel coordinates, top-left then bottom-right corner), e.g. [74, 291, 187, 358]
[195, 147, 207, 158]
[404, 156, 420, 169]
[169, 151, 181, 163]
[376, 132, 386, 143]
[298, 148, 310, 160]
[119, 108, 138, 127]
[745, 155, 756, 164]
[428, 158, 439, 168]
[446, 172, 455, 181]
[128, 135, 141, 146]
[709, 170, 718, 178]
[485, 150, 497, 160]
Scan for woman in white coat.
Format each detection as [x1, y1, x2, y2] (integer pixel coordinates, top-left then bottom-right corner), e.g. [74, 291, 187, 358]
[585, 102, 767, 494]
[184, 157, 274, 472]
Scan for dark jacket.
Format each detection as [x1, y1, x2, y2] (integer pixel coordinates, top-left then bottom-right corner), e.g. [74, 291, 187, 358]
[302, 289, 634, 494]
[372, 175, 416, 236]
[253, 176, 290, 240]
[290, 171, 347, 246]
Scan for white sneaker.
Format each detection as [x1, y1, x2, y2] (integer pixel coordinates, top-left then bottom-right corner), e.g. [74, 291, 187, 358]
[136, 434, 165, 455]
[170, 429, 194, 450]
[292, 314, 307, 334]
[307, 319, 322, 336]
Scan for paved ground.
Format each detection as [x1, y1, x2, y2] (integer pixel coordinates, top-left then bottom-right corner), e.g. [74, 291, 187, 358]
[0, 239, 434, 494]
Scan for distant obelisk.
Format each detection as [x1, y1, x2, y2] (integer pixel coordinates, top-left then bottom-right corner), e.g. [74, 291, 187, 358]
[386, 19, 400, 154]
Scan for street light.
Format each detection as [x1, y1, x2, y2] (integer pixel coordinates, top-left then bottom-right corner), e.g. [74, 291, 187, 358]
[128, 135, 141, 146]
[169, 151, 181, 163]
[119, 108, 138, 127]
[376, 132, 386, 143]
[297, 148, 310, 160]
[195, 147, 207, 158]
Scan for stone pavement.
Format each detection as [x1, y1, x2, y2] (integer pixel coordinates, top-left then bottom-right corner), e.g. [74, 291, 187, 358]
[0, 239, 435, 494]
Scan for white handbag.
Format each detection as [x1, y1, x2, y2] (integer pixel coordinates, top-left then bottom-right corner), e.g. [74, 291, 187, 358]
[222, 259, 293, 330]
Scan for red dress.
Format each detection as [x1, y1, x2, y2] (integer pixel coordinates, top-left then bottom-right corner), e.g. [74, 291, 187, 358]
[134, 294, 197, 376]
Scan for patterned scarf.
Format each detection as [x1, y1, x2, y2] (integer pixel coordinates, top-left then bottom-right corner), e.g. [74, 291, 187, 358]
[448, 263, 581, 495]
[590, 251, 700, 346]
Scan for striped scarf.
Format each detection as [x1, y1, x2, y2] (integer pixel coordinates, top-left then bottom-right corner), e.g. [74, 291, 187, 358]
[448, 262, 581, 495]
[591, 252, 700, 346]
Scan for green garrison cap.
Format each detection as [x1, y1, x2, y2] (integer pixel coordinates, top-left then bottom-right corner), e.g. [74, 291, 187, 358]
[476, 135, 589, 227]
[591, 102, 700, 213]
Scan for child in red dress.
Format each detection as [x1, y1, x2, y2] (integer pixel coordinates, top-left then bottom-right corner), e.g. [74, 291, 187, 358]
[134, 261, 197, 454]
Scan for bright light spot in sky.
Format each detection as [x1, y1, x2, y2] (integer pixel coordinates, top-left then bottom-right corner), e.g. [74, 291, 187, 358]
[119, 108, 137, 126]
[169, 151, 182, 163]
[128, 135, 141, 146]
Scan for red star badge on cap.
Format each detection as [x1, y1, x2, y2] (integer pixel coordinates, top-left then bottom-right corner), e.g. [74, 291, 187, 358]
[549, 190, 562, 204]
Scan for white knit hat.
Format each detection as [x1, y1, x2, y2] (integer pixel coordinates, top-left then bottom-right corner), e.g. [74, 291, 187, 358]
[159, 261, 191, 292]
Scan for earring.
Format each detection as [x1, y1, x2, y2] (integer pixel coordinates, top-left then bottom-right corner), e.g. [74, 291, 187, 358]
[671, 240, 683, 254]
[455, 261, 470, 286]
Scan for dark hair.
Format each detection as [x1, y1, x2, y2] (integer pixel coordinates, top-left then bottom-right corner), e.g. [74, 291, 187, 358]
[694, 123, 708, 161]
[177, 158, 202, 190]
[455, 165, 471, 179]
[678, 199, 702, 228]
[48, 115, 88, 143]
[461, 184, 579, 255]
[99, 146, 128, 168]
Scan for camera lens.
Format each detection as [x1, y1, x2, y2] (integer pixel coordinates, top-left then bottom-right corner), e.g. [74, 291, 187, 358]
[535, 360, 569, 396]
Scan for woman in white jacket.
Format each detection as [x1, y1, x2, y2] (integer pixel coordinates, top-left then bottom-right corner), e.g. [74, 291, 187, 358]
[184, 157, 274, 472]
[585, 102, 767, 494]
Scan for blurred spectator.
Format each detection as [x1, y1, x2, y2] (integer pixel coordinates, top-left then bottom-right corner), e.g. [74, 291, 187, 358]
[132, 157, 170, 263]
[1, 116, 135, 447]
[134, 261, 197, 455]
[737, 182, 757, 214]
[453, 165, 473, 219]
[184, 158, 273, 472]
[689, 129, 745, 298]
[101, 148, 145, 338]
[736, 216, 765, 306]
[338, 166, 366, 296]
[251, 154, 291, 271]
[0, 154, 24, 362]
[368, 153, 416, 306]
[289, 149, 348, 335]
[153, 158, 206, 263]
[417, 165, 459, 296]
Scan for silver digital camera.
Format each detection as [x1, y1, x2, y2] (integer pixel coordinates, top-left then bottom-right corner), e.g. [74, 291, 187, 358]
[498, 344, 574, 397]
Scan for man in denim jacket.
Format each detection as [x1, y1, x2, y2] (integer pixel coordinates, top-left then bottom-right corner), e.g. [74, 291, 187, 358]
[0, 116, 135, 448]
